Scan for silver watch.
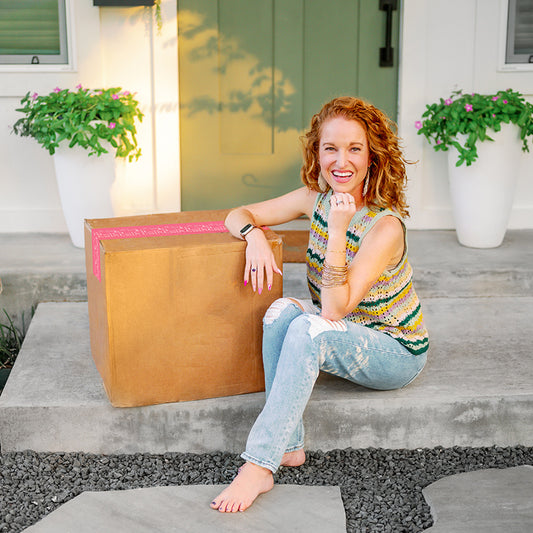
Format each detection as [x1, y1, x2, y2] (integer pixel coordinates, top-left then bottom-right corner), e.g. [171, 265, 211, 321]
[239, 223, 258, 239]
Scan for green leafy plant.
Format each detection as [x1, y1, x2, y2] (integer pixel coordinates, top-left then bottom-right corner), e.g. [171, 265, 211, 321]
[416, 89, 533, 166]
[12, 85, 144, 161]
[0, 310, 28, 370]
[153, 0, 162, 33]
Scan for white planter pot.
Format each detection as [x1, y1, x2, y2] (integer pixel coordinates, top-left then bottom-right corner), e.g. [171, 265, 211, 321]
[447, 123, 521, 248]
[53, 145, 123, 248]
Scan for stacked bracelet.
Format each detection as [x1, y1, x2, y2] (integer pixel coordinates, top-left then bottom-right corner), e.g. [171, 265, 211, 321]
[321, 261, 348, 288]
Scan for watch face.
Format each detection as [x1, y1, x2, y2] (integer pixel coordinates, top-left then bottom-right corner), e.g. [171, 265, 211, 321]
[240, 223, 253, 236]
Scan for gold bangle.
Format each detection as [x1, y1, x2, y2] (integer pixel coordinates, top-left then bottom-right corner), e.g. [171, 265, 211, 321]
[327, 250, 346, 254]
[321, 261, 348, 288]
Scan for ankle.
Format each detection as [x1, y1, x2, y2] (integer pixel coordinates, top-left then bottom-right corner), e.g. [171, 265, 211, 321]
[242, 461, 273, 477]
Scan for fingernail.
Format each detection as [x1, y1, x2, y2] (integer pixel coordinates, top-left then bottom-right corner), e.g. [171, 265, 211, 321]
[244, 280, 247, 286]
[268, 284, 272, 291]
[258, 287, 262, 295]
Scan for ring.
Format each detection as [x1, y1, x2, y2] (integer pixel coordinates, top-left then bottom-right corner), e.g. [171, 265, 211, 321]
[251, 267, 257, 272]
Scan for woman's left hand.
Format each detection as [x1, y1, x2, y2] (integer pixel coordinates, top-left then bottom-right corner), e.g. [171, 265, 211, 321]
[328, 193, 357, 235]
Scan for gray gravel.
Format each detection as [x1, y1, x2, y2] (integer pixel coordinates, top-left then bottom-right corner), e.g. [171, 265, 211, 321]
[0, 446, 532, 532]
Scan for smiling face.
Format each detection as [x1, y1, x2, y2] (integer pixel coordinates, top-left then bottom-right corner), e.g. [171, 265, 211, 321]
[318, 117, 371, 199]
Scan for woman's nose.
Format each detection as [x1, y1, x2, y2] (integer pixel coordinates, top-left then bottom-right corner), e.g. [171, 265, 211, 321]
[336, 150, 346, 167]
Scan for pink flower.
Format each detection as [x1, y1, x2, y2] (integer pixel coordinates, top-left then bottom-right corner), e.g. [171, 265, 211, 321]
[492, 114, 496, 118]
[465, 104, 473, 112]
[492, 96, 499, 101]
[76, 84, 82, 90]
[108, 122, 116, 129]
[112, 94, 119, 100]
[53, 87, 61, 93]
[123, 91, 130, 96]
[436, 139, 443, 144]
[415, 120, 423, 130]
[503, 100, 508, 104]
[31, 92, 38, 100]
[445, 98, 452, 105]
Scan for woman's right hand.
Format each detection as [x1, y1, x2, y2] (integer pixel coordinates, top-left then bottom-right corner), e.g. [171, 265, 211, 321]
[243, 228, 282, 294]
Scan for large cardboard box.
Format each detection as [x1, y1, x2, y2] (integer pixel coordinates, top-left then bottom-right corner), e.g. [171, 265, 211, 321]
[84, 210, 283, 407]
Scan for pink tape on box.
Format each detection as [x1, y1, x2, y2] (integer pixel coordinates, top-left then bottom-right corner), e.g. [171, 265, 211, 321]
[91, 221, 228, 281]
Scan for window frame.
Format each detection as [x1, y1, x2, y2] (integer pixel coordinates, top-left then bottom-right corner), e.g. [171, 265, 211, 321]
[499, 0, 533, 71]
[0, 0, 75, 72]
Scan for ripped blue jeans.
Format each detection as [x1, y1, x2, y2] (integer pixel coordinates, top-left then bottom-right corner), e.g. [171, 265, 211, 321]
[241, 298, 427, 473]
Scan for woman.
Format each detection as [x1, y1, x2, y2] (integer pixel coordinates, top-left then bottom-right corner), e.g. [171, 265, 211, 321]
[211, 96, 429, 513]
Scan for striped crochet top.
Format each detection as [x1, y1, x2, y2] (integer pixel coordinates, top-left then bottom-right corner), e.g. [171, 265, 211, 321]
[306, 190, 429, 355]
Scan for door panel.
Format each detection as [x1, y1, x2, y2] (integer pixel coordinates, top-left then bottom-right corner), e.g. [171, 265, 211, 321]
[302, 1, 359, 122]
[178, 0, 400, 211]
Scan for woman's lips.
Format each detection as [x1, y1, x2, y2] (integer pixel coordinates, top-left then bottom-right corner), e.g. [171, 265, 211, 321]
[331, 170, 353, 183]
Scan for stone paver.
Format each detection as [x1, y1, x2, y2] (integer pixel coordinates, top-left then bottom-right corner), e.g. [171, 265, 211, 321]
[22, 485, 346, 533]
[422, 466, 533, 532]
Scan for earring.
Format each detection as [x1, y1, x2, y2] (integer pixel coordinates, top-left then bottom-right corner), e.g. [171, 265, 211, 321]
[362, 167, 370, 196]
[318, 172, 329, 192]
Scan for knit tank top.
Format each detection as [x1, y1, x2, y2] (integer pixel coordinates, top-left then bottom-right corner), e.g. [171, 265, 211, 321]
[306, 190, 429, 355]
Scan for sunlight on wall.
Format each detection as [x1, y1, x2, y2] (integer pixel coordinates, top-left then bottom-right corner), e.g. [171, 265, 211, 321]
[99, 1, 180, 216]
[178, 8, 304, 209]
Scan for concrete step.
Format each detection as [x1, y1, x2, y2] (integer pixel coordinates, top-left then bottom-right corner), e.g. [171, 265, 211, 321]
[1, 299, 532, 454]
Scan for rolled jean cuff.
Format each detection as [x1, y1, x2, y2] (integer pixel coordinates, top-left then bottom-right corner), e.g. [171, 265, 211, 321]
[284, 442, 304, 454]
[240, 452, 278, 474]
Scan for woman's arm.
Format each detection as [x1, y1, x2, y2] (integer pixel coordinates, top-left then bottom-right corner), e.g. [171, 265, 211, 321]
[320, 197, 404, 320]
[225, 187, 317, 293]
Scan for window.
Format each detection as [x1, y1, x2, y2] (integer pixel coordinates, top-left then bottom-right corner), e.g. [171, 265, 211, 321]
[506, 0, 533, 64]
[0, 0, 69, 65]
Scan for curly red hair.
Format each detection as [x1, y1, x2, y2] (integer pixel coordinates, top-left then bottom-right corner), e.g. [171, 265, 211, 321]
[301, 96, 410, 218]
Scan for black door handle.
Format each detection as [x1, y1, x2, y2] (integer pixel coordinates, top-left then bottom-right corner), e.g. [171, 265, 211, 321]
[380, 0, 397, 67]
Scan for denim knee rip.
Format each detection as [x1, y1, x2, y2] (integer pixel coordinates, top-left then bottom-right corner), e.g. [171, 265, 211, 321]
[263, 298, 317, 326]
[305, 314, 347, 339]
[263, 298, 298, 326]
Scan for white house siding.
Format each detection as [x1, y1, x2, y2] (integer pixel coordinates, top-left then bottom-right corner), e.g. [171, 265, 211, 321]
[0, 0, 531, 233]
[400, 0, 533, 229]
[0, 0, 180, 233]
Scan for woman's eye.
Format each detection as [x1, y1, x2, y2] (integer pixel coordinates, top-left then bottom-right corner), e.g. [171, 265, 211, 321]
[350, 147, 360, 152]
[325, 146, 335, 151]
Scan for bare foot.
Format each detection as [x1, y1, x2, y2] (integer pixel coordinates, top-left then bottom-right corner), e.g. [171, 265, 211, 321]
[280, 449, 306, 467]
[210, 462, 274, 513]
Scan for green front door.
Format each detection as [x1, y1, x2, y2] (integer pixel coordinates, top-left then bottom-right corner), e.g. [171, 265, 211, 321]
[178, 0, 400, 211]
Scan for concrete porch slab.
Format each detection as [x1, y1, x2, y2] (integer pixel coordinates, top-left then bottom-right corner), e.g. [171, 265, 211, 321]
[1, 230, 532, 328]
[1, 297, 532, 454]
[22, 485, 346, 533]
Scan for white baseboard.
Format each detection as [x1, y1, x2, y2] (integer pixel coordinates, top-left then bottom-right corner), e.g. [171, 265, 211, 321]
[0, 206, 531, 233]
[407, 206, 533, 230]
[0, 208, 67, 233]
